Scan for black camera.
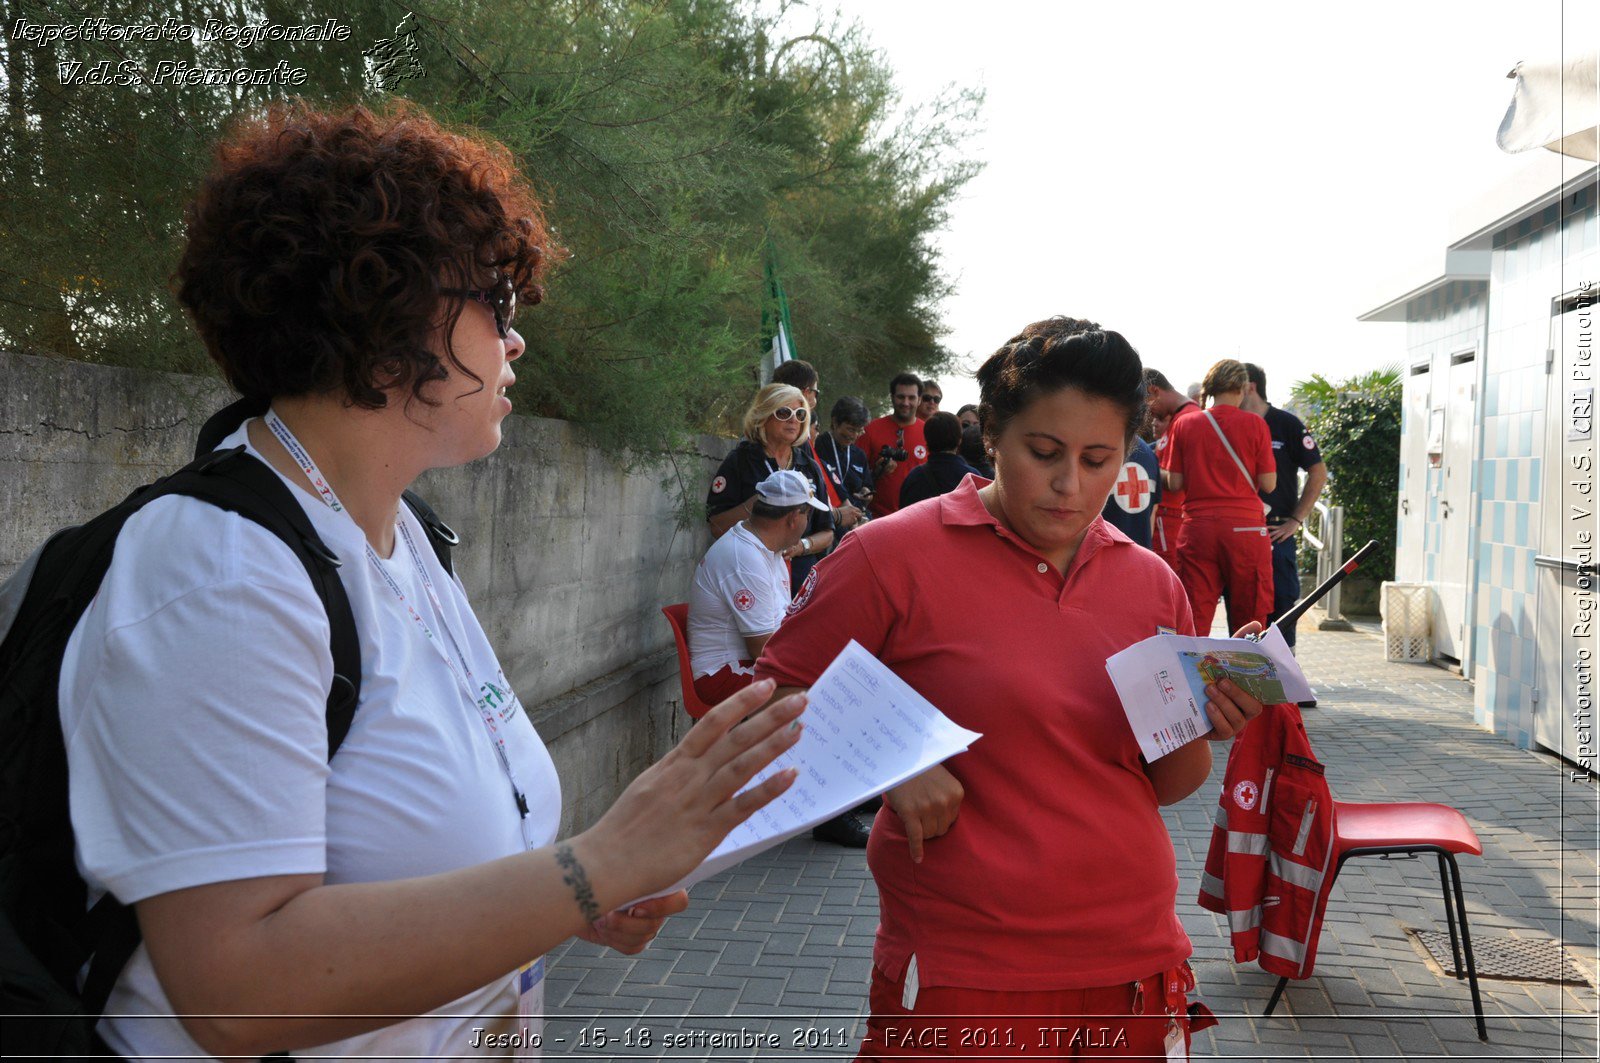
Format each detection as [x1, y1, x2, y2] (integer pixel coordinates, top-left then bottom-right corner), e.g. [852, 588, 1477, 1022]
[876, 443, 908, 464]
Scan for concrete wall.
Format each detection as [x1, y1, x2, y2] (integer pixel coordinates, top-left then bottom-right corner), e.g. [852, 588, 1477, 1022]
[0, 350, 726, 835]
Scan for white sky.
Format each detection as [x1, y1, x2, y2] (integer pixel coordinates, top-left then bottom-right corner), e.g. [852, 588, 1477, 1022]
[832, 0, 1599, 410]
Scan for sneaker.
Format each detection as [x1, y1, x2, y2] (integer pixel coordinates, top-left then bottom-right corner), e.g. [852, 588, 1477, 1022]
[812, 812, 870, 848]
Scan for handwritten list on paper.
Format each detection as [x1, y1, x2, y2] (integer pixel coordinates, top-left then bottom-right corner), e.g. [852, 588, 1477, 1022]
[642, 641, 982, 900]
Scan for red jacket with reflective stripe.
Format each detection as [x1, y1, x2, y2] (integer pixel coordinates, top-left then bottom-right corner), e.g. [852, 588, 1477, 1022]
[1197, 702, 1336, 979]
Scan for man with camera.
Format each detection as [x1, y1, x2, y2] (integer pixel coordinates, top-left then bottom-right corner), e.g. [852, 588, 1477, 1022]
[859, 372, 928, 518]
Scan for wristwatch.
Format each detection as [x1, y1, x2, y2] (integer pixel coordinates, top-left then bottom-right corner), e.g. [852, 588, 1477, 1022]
[799, 537, 811, 554]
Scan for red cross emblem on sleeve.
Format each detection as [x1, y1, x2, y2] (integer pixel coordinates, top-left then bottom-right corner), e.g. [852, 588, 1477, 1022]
[732, 588, 755, 612]
[1113, 461, 1154, 513]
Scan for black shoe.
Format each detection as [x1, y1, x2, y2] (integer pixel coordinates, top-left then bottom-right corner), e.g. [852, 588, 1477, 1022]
[812, 812, 870, 848]
[1297, 699, 1318, 709]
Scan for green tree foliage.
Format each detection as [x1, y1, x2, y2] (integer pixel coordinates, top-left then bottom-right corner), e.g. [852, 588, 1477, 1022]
[1291, 369, 1402, 584]
[0, 0, 981, 455]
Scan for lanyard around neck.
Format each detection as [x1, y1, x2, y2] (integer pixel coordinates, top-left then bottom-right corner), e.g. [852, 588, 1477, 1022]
[262, 410, 534, 834]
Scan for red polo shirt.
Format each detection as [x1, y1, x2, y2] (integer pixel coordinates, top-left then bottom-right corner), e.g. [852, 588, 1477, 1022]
[757, 479, 1195, 991]
[1165, 404, 1273, 522]
[859, 415, 927, 518]
[1153, 401, 1200, 513]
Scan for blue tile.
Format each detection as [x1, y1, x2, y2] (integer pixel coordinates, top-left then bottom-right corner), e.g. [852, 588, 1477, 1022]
[1493, 501, 1506, 543]
[1530, 458, 1540, 487]
[1520, 416, 1533, 456]
[1482, 460, 1497, 497]
[1500, 545, 1515, 587]
[1515, 502, 1530, 546]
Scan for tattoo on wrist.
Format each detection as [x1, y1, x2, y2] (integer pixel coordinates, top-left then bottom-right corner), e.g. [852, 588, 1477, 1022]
[555, 844, 601, 924]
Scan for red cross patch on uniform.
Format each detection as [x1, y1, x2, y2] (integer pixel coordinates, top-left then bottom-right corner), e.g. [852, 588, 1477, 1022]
[1232, 779, 1260, 810]
[732, 588, 755, 612]
[1112, 461, 1155, 513]
[913, 444, 928, 460]
[711, 475, 727, 494]
[1302, 434, 1316, 450]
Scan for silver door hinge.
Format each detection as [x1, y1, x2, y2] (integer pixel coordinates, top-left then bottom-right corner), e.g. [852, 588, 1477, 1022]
[1532, 687, 1541, 705]
[1547, 349, 1556, 373]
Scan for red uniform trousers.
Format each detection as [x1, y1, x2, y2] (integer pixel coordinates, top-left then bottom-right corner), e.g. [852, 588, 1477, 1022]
[857, 962, 1214, 1060]
[1153, 505, 1184, 577]
[1176, 517, 1272, 637]
[692, 663, 753, 705]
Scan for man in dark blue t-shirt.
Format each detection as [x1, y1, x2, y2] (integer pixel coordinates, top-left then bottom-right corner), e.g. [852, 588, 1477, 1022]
[1101, 435, 1161, 548]
[1243, 364, 1328, 648]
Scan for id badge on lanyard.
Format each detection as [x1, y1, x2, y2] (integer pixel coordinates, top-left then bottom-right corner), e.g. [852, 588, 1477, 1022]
[513, 958, 546, 1060]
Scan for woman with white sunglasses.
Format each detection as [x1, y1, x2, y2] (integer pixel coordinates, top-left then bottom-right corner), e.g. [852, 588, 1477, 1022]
[706, 383, 836, 588]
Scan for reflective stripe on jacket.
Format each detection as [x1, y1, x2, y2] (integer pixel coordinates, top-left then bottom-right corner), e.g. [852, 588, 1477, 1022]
[1196, 702, 1336, 980]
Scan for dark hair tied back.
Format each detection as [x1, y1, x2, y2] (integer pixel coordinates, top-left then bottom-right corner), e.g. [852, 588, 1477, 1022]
[976, 316, 1146, 443]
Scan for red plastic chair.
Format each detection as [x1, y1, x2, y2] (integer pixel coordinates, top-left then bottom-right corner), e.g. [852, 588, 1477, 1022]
[1264, 799, 1487, 1040]
[661, 603, 715, 720]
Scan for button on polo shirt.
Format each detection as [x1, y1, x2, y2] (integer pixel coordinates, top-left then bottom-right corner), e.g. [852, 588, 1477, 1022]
[757, 479, 1196, 991]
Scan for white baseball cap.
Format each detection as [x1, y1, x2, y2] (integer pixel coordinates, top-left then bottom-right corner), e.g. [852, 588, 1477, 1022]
[755, 469, 830, 511]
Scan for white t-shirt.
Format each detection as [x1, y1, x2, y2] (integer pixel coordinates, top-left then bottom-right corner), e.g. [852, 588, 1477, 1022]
[686, 522, 789, 678]
[59, 424, 562, 1059]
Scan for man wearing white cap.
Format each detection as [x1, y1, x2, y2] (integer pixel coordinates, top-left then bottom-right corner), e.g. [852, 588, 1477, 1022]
[688, 469, 827, 706]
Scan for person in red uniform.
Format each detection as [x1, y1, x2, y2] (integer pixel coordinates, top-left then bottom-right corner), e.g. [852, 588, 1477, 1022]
[1163, 359, 1277, 636]
[1144, 368, 1199, 576]
[757, 317, 1265, 1060]
[858, 372, 928, 518]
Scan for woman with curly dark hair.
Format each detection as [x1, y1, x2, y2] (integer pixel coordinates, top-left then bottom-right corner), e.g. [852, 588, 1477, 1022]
[57, 101, 803, 1059]
[757, 317, 1266, 1059]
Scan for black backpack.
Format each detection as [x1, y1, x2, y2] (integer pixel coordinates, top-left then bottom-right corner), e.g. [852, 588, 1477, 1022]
[0, 396, 458, 1058]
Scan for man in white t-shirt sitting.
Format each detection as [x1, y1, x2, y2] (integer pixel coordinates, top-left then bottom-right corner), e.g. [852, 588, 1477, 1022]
[688, 469, 826, 705]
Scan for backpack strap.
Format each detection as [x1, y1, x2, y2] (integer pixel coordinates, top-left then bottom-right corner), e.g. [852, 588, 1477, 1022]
[161, 447, 362, 754]
[401, 490, 459, 576]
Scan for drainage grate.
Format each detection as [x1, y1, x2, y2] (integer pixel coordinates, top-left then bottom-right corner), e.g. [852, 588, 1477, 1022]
[1406, 928, 1590, 986]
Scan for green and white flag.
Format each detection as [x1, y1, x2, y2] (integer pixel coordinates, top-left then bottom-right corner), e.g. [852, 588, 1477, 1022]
[760, 242, 796, 382]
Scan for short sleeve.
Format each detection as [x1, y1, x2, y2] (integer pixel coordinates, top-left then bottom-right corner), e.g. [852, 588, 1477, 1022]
[1164, 420, 1186, 475]
[61, 501, 332, 904]
[1291, 415, 1324, 470]
[756, 530, 897, 688]
[718, 567, 786, 637]
[706, 448, 755, 518]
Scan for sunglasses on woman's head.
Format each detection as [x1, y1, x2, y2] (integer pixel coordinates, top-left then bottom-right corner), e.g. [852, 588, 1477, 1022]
[772, 406, 809, 423]
[441, 275, 517, 339]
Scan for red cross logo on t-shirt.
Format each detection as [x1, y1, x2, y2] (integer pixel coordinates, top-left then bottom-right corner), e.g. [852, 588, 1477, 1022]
[1113, 462, 1154, 514]
[732, 588, 755, 612]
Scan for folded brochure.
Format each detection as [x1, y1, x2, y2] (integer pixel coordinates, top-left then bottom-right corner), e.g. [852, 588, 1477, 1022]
[1105, 625, 1314, 762]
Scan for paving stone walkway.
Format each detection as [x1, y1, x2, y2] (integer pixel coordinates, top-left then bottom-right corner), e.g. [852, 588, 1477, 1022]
[544, 620, 1600, 1060]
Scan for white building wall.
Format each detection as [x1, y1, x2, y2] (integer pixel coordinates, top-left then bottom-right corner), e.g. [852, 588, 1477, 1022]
[1475, 188, 1599, 746]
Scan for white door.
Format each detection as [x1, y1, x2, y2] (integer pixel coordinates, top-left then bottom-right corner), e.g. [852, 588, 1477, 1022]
[1434, 353, 1476, 660]
[1396, 362, 1431, 582]
[1534, 303, 1599, 761]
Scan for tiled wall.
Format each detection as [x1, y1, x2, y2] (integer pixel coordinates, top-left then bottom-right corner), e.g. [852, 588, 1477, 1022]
[1474, 188, 1598, 746]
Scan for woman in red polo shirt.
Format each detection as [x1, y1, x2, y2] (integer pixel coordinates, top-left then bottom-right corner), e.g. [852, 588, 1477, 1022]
[1163, 359, 1277, 636]
[758, 318, 1265, 1059]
